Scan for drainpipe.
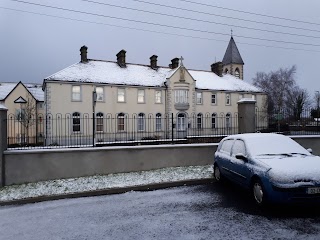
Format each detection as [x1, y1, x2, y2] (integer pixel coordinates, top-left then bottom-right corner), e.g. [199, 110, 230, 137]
[164, 81, 168, 139]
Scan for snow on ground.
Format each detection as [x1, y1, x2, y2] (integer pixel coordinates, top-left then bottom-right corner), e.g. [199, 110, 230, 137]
[0, 165, 213, 202]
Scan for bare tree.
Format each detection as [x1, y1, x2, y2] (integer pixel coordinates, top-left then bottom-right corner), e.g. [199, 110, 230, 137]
[286, 87, 311, 120]
[18, 93, 36, 144]
[253, 65, 298, 113]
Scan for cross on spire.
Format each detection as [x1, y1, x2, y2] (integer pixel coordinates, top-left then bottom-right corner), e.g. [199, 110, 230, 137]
[180, 56, 184, 66]
[231, 29, 233, 37]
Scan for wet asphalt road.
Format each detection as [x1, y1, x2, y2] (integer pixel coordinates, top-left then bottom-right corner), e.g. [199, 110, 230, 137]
[1, 182, 320, 240]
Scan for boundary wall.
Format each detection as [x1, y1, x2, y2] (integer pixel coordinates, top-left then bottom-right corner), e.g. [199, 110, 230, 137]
[4, 144, 217, 185]
[3, 136, 320, 186]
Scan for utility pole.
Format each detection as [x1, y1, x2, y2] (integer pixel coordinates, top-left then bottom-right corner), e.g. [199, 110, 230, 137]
[92, 86, 97, 147]
[317, 91, 320, 133]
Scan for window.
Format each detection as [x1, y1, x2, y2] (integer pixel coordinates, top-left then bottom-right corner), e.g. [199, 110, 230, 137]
[235, 68, 240, 79]
[96, 112, 104, 132]
[72, 112, 81, 132]
[239, 94, 244, 100]
[117, 88, 125, 102]
[211, 93, 217, 105]
[155, 90, 162, 103]
[138, 113, 145, 131]
[174, 90, 188, 103]
[38, 103, 44, 109]
[232, 140, 246, 157]
[117, 113, 125, 131]
[177, 113, 186, 131]
[212, 113, 217, 129]
[156, 113, 162, 131]
[226, 113, 232, 128]
[224, 68, 229, 74]
[138, 89, 145, 103]
[220, 139, 234, 154]
[196, 92, 203, 104]
[72, 86, 81, 101]
[226, 93, 231, 105]
[15, 109, 26, 121]
[197, 113, 202, 129]
[96, 87, 104, 102]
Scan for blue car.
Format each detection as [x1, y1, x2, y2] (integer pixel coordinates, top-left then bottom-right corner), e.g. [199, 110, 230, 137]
[213, 133, 320, 206]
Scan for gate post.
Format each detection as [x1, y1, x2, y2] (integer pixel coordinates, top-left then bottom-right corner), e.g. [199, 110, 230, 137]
[237, 99, 256, 134]
[0, 104, 8, 187]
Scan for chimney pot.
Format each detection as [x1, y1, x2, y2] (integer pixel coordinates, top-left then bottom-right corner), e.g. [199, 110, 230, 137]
[150, 55, 158, 69]
[80, 45, 88, 63]
[211, 62, 223, 77]
[170, 58, 179, 69]
[116, 49, 126, 67]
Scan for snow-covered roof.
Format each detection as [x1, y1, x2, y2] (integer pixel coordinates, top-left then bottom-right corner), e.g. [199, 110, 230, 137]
[45, 60, 174, 87]
[0, 83, 16, 100]
[0, 82, 44, 102]
[45, 60, 263, 93]
[189, 70, 261, 92]
[25, 84, 44, 102]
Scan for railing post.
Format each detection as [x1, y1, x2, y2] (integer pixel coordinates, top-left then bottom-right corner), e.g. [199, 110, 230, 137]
[0, 104, 8, 187]
[171, 113, 174, 144]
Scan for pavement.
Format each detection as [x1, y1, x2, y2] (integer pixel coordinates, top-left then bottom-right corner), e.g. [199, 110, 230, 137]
[0, 165, 214, 206]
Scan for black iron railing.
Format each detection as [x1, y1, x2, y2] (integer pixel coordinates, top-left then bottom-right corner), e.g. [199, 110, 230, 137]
[7, 112, 238, 149]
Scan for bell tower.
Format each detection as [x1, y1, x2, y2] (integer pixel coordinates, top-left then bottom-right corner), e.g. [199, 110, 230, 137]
[222, 36, 244, 79]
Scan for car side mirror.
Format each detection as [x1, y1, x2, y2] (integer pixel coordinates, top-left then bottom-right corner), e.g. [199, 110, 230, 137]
[235, 153, 248, 162]
[307, 148, 313, 154]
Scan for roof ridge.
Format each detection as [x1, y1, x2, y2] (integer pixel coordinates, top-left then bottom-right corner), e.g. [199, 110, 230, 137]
[89, 59, 171, 69]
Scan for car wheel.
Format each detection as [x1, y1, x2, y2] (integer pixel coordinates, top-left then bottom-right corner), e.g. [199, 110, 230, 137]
[252, 179, 266, 206]
[214, 164, 223, 182]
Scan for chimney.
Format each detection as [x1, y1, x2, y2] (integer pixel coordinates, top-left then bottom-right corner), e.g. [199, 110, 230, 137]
[150, 55, 158, 69]
[170, 58, 179, 69]
[211, 62, 223, 77]
[80, 45, 88, 63]
[116, 49, 126, 67]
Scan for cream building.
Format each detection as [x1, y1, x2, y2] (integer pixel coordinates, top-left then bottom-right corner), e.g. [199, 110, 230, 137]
[43, 37, 267, 145]
[0, 82, 44, 146]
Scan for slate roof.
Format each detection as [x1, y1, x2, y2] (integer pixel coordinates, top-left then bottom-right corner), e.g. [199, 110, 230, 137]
[45, 60, 262, 93]
[222, 37, 244, 65]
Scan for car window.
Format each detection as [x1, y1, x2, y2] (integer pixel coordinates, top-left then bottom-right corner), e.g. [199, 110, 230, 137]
[231, 140, 246, 157]
[220, 139, 234, 154]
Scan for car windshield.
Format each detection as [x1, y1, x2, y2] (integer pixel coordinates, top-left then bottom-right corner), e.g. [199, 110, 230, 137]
[245, 135, 311, 157]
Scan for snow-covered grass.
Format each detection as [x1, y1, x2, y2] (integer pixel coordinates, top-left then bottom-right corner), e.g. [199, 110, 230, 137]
[0, 165, 213, 202]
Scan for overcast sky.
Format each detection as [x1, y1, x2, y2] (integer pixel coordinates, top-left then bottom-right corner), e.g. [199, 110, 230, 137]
[1, 0, 320, 101]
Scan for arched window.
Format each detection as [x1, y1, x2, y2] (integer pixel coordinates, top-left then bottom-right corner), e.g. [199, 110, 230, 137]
[156, 113, 162, 131]
[197, 113, 203, 129]
[224, 68, 229, 74]
[138, 113, 145, 131]
[96, 112, 104, 132]
[226, 113, 232, 128]
[177, 113, 186, 131]
[117, 113, 125, 131]
[212, 113, 217, 129]
[72, 112, 81, 132]
[235, 68, 240, 79]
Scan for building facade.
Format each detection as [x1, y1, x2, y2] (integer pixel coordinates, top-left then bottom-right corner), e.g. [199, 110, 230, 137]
[43, 37, 267, 145]
[0, 82, 44, 145]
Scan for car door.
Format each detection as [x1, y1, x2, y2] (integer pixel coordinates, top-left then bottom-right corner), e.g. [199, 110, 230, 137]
[216, 138, 234, 179]
[228, 139, 252, 187]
